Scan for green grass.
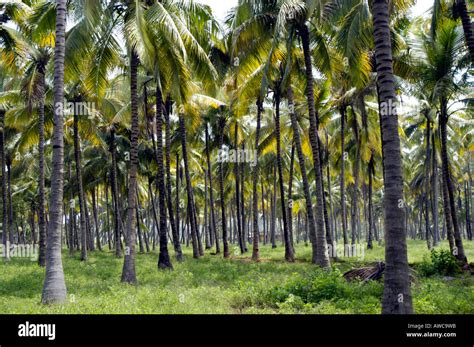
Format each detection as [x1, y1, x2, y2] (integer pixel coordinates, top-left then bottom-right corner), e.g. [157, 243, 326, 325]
[1, 240, 473, 313]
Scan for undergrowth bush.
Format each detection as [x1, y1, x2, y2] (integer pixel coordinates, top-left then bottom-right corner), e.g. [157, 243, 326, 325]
[418, 249, 461, 277]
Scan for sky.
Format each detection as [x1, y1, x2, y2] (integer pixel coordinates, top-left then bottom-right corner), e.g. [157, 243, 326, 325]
[195, 0, 434, 23]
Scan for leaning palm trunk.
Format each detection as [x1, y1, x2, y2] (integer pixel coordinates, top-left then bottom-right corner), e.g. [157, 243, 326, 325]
[372, 0, 412, 314]
[275, 91, 294, 262]
[299, 24, 330, 267]
[251, 99, 263, 261]
[121, 51, 139, 284]
[439, 99, 467, 263]
[74, 111, 88, 261]
[155, 87, 172, 270]
[179, 114, 200, 258]
[287, 86, 318, 259]
[456, 0, 474, 64]
[37, 67, 47, 266]
[164, 96, 183, 261]
[41, 0, 67, 304]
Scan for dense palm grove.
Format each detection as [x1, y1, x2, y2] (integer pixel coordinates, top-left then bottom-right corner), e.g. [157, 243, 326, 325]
[0, 0, 472, 314]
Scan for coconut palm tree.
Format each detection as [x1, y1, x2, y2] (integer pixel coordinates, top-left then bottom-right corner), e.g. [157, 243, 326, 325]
[41, 0, 67, 304]
[371, 0, 413, 314]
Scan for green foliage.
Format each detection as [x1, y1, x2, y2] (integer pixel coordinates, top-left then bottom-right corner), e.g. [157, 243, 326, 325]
[418, 249, 462, 277]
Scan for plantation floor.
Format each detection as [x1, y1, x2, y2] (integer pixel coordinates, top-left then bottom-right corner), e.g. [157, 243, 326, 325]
[1, 240, 473, 314]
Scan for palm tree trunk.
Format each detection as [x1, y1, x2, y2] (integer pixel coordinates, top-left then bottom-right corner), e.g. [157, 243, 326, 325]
[164, 96, 183, 261]
[456, 0, 474, 64]
[6, 155, 13, 246]
[372, 0, 412, 313]
[121, 51, 139, 284]
[217, 117, 230, 258]
[74, 111, 88, 261]
[109, 128, 122, 257]
[439, 99, 467, 263]
[179, 114, 200, 258]
[0, 110, 9, 261]
[431, 130, 440, 245]
[155, 87, 172, 269]
[287, 85, 320, 258]
[37, 67, 47, 266]
[233, 125, 244, 254]
[367, 156, 374, 249]
[205, 124, 220, 254]
[424, 119, 432, 249]
[340, 106, 349, 253]
[41, 0, 67, 303]
[251, 99, 262, 261]
[287, 143, 295, 253]
[350, 115, 361, 246]
[275, 91, 294, 262]
[299, 24, 330, 267]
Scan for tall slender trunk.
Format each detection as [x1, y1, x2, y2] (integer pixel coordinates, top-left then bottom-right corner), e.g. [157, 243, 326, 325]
[6, 155, 13, 245]
[271, 164, 277, 249]
[431, 130, 440, 245]
[367, 156, 374, 249]
[121, 51, 139, 284]
[110, 129, 122, 257]
[299, 24, 330, 267]
[465, 181, 472, 240]
[275, 91, 294, 262]
[439, 99, 467, 262]
[240, 145, 247, 251]
[204, 171, 211, 249]
[340, 106, 349, 253]
[179, 115, 199, 258]
[287, 85, 318, 255]
[175, 153, 181, 251]
[41, 0, 67, 303]
[0, 110, 9, 261]
[68, 163, 75, 254]
[217, 117, 230, 258]
[105, 178, 112, 250]
[233, 125, 244, 254]
[251, 99, 262, 261]
[372, 0, 412, 313]
[74, 111, 88, 261]
[288, 143, 295, 253]
[91, 187, 102, 251]
[155, 87, 173, 269]
[424, 119, 432, 249]
[37, 66, 47, 266]
[163, 96, 183, 261]
[350, 113, 361, 246]
[205, 124, 220, 254]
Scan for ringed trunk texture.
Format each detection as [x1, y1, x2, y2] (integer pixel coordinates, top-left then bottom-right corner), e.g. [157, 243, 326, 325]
[275, 92, 294, 262]
[372, 0, 412, 314]
[299, 24, 330, 267]
[41, 0, 67, 304]
[155, 87, 173, 270]
[121, 51, 139, 284]
[251, 99, 263, 261]
[37, 67, 47, 266]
